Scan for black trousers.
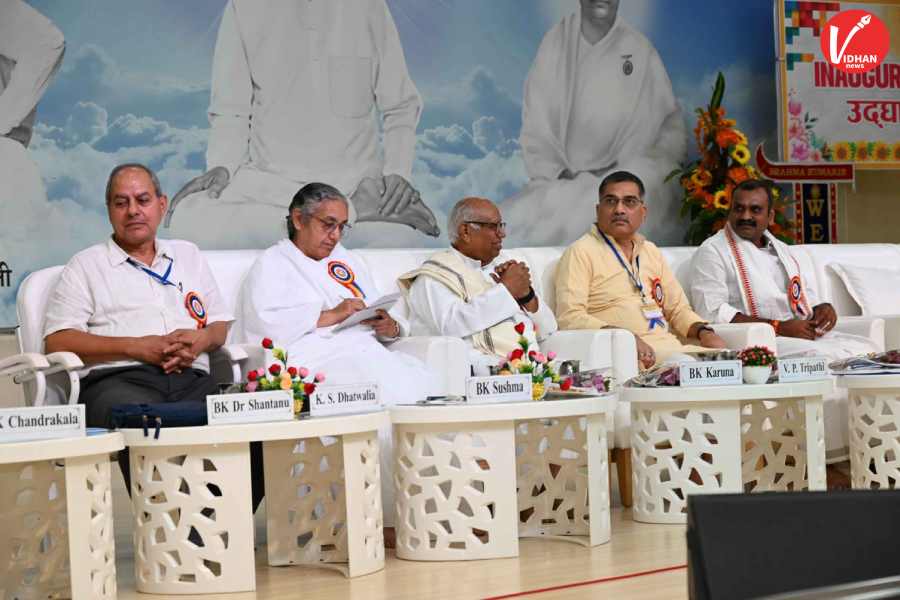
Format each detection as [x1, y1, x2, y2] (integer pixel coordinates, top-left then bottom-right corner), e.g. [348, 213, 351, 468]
[81, 365, 266, 511]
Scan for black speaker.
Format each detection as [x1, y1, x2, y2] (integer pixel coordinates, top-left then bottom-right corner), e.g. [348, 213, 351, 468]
[687, 490, 900, 600]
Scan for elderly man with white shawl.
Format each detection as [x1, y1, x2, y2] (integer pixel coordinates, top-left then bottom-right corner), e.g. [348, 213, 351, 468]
[233, 182, 438, 529]
[502, 0, 685, 245]
[690, 179, 879, 478]
[398, 197, 557, 375]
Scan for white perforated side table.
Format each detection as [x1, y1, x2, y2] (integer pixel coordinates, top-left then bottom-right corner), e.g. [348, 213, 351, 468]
[0, 432, 123, 600]
[623, 380, 831, 524]
[838, 374, 900, 489]
[390, 396, 612, 561]
[120, 411, 387, 595]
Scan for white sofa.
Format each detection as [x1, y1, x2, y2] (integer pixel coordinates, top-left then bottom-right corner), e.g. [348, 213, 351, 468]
[11, 242, 891, 438]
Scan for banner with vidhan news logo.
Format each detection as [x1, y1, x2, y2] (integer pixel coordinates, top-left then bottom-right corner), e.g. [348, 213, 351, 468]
[776, 1, 900, 168]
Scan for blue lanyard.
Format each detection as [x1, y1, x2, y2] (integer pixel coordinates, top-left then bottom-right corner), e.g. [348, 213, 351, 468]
[127, 255, 178, 289]
[599, 231, 645, 300]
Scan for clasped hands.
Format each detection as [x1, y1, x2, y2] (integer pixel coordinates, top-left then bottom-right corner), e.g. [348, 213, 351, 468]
[491, 260, 532, 300]
[779, 304, 837, 340]
[134, 328, 211, 374]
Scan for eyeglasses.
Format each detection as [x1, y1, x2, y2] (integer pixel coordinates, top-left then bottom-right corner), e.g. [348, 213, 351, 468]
[600, 196, 643, 210]
[466, 221, 507, 234]
[314, 216, 352, 236]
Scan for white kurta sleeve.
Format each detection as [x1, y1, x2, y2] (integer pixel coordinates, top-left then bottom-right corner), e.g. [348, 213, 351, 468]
[372, 0, 421, 181]
[528, 295, 558, 341]
[240, 256, 322, 347]
[206, 0, 252, 178]
[690, 243, 741, 324]
[192, 250, 234, 326]
[407, 276, 520, 339]
[0, 1, 64, 136]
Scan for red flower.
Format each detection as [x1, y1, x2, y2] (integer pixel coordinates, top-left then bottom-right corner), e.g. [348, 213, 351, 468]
[510, 348, 524, 360]
[528, 350, 536, 359]
[304, 383, 316, 395]
[268, 364, 281, 376]
[261, 338, 274, 349]
[560, 378, 572, 391]
[287, 366, 298, 377]
[247, 370, 258, 382]
[514, 322, 526, 335]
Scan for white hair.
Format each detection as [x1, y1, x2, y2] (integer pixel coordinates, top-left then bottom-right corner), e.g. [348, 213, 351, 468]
[447, 197, 486, 243]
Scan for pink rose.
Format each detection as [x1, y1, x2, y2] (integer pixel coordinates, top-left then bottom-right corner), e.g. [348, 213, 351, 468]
[790, 141, 810, 162]
[315, 372, 326, 383]
[245, 381, 258, 393]
[298, 367, 309, 378]
[535, 353, 547, 363]
[788, 97, 802, 117]
[547, 351, 556, 360]
[788, 119, 805, 141]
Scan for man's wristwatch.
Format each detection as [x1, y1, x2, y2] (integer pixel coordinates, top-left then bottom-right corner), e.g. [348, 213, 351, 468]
[516, 286, 536, 306]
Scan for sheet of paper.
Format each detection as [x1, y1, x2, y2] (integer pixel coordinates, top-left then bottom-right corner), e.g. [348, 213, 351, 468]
[332, 292, 402, 332]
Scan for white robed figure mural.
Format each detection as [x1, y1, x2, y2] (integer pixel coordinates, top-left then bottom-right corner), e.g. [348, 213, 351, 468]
[233, 184, 437, 522]
[166, 0, 439, 248]
[503, 0, 686, 246]
[692, 222, 879, 462]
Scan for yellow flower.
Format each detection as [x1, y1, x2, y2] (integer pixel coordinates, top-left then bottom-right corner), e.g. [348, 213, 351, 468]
[855, 141, 871, 161]
[280, 377, 293, 390]
[713, 189, 730, 210]
[874, 142, 891, 161]
[509, 358, 521, 370]
[730, 144, 750, 165]
[832, 141, 852, 161]
[733, 129, 749, 146]
[531, 382, 545, 401]
[892, 142, 900, 161]
[690, 169, 712, 187]
[293, 397, 304, 415]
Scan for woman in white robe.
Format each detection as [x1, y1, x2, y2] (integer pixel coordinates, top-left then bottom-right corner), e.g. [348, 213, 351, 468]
[233, 183, 438, 526]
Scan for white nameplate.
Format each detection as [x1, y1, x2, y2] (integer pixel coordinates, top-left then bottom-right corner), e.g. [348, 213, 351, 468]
[0, 404, 85, 443]
[778, 356, 829, 382]
[466, 374, 532, 404]
[207, 390, 294, 425]
[310, 382, 381, 417]
[679, 360, 743, 387]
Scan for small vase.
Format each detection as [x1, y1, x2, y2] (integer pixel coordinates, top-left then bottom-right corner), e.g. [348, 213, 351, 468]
[742, 365, 772, 385]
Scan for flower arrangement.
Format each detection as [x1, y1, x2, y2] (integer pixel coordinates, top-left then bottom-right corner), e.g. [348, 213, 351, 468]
[739, 346, 776, 368]
[667, 72, 794, 245]
[496, 323, 570, 400]
[242, 338, 325, 415]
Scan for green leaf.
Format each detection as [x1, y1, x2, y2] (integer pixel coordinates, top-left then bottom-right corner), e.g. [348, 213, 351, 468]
[664, 167, 684, 183]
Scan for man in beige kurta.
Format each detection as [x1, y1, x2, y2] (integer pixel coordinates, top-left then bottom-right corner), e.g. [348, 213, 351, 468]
[556, 171, 726, 369]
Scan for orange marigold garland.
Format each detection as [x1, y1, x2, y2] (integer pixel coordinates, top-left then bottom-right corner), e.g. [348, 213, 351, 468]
[666, 72, 795, 245]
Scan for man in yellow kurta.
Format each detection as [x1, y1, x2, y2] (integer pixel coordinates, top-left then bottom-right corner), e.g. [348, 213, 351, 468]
[555, 171, 726, 369]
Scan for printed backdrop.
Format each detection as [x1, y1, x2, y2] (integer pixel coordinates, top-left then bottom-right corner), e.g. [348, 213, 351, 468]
[0, 0, 782, 327]
[777, 0, 900, 167]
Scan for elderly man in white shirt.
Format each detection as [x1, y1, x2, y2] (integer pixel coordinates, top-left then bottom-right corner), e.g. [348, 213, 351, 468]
[690, 178, 878, 483]
[399, 197, 558, 374]
[164, 0, 439, 248]
[42, 164, 269, 506]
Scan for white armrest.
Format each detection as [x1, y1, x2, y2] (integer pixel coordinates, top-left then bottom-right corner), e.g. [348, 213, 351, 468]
[875, 314, 900, 351]
[2, 352, 51, 407]
[210, 343, 257, 384]
[390, 336, 469, 397]
[834, 316, 885, 351]
[709, 322, 777, 351]
[44, 352, 84, 405]
[543, 329, 637, 449]
[542, 328, 638, 383]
